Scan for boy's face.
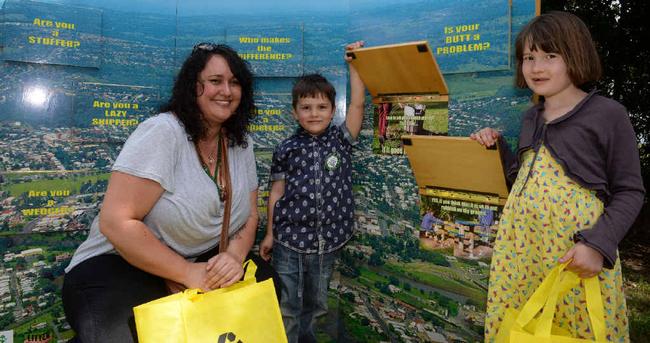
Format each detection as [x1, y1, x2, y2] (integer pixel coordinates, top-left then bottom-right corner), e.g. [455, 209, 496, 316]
[292, 93, 335, 136]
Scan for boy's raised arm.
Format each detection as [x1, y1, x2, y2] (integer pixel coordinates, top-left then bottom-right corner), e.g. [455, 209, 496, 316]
[345, 41, 366, 139]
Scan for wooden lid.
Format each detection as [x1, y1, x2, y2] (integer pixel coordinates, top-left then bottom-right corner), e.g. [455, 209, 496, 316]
[402, 135, 509, 200]
[347, 41, 448, 97]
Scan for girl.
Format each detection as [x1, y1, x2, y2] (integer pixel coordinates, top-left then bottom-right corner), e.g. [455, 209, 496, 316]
[471, 11, 644, 342]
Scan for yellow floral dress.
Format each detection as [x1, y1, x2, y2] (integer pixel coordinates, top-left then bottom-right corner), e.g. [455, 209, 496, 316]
[484, 145, 628, 342]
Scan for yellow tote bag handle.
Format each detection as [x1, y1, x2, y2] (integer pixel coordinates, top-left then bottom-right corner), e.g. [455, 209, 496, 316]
[242, 258, 257, 281]
[533, 269, 580, 337]
[516, 262, 606, 341]
[515, 261, 568, 328]
[184, 258, 258, 301]
[584, 275, 606, 341]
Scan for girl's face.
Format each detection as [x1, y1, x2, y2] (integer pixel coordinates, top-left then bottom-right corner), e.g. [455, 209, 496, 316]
[521, 44, 576, 100]
[196, 55, 242, 130]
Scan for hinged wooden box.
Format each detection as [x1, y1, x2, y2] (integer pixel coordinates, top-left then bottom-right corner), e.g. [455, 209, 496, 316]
[402, 135, 509, 259]
[347, 41, 449, 155]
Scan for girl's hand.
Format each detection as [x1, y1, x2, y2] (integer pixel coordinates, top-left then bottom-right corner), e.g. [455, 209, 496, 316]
[470, 127, 501, 147]
[204, 252, 244, 289]
[559, 242, 604, 278]
[260, 234, 274, 261]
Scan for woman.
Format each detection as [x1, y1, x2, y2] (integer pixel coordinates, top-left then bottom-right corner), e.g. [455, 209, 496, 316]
[62, 43, 272, 342]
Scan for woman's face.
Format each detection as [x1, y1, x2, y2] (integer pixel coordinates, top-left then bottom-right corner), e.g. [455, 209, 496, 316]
[196, 54, 242, 129]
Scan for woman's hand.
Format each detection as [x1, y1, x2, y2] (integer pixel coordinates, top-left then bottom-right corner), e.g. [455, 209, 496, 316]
[204, 252, 244, 289]
[165, 279, 186, 294]
[559, 242, 604, 278]
[470, 127, 501, 147]
[260, 233, 274, 261]
[180, 262, 210, 290]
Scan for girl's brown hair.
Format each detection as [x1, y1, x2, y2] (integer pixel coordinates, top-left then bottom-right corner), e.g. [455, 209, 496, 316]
[515, 11, 602, 89]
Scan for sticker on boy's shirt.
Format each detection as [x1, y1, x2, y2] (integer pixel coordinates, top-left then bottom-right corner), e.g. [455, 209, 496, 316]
[325, 153, 341, 171]
[0, 330, 13, 343]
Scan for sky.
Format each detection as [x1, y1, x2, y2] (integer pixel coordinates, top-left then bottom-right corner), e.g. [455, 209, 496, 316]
[8, 0, 349, 16]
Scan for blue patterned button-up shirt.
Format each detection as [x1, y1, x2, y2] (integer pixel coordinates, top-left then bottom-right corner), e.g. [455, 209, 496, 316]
[270, 124, 356, 254]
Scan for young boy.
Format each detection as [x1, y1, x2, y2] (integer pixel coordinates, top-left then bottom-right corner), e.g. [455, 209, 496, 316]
[260, 41, 366, 343]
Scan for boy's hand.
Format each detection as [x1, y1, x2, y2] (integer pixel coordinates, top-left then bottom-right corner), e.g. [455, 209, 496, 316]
[260, 234, 274, 261]
[470, 127, 500, 148]
[345, 41, 364, 62]
[559, 242, 604, 278]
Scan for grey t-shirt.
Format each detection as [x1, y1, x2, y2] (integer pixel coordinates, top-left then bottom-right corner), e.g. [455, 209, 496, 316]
[66, 112, 258, 272]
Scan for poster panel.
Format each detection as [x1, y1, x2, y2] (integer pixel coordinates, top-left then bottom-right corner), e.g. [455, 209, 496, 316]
[0, 231, 88, 342]
[72, 82, 159, 142]
[1, 0, 102, 68]
[226, 24, 304, 77]
[250, 91, 297, 150]
[0, 170, 109, 235]
[350, 0, 511, 73]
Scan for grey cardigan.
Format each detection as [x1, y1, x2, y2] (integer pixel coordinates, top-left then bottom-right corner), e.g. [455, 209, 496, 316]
[501, 90, 645, 268]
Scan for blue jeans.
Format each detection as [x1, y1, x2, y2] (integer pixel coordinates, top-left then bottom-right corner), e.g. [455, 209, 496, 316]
[272, 243, 338, 343]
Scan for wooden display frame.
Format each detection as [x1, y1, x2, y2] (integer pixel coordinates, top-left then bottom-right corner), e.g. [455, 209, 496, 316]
[347, 41, 450, 156]
[402, 135, 509, 205]
[347, 41, 448, 101]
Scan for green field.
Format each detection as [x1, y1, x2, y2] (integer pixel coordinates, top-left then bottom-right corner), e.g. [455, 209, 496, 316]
[13, 308, 58, 341]
[422, 106, 449, 133]
[385, 261, 486, 306]
[357, 266, 459, 314]
[4, 172, 110, 197]
[623, 264, 650, 342]
[317, 289, 388, 343]
[447, 74, 515, 100]
[338, 298, 388, 342]
[255, 149, 273, 159]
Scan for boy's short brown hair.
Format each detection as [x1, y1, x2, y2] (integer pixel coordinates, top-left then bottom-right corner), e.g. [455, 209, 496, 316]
[515, 11, 602, 89]
[292, 73, 336, 109]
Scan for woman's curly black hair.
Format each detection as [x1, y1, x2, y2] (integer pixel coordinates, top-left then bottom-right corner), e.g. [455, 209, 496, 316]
[160, 43, 255, 147]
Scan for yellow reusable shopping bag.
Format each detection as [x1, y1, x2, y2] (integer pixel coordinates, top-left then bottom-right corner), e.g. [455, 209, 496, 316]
[133, 260, 287, 343]
[495, 262, 607, 343]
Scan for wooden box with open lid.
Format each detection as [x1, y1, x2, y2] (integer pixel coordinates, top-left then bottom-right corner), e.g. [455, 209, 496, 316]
[347, 40, 449, 155]
[402, 135, 509, 258]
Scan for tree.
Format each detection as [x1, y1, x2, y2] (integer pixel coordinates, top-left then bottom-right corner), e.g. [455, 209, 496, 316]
[14, 256, 27, 270]
[368, 252, 385, 266]
[0, 237, 13, 250]
[0, 313, 15, 329]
